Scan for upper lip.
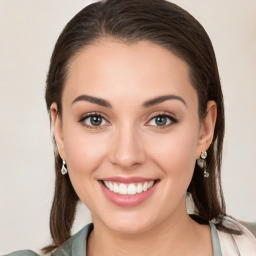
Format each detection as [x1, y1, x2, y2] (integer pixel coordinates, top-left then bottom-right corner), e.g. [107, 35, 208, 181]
[99, 176, 158, 184]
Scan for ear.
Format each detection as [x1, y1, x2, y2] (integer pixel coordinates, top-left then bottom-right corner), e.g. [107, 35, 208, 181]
[50, 103, 66, 160]
[197, 100, 217, 158]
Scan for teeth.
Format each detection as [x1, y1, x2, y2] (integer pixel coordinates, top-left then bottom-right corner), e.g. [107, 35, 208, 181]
[136, 183, 143, 193]
[113, 183, 119, 193]
[127, 184, 136, 195]
[109, 182, 114, 192]
[143, 182, 147, 191]
[103, 180, 155, 195]
[119, 184, 127, 195]
[148, 181, 154, 188]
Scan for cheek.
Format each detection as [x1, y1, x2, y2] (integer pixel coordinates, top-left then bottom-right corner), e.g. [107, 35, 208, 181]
[62, 123, 108, 182]
[62, 126, 110, 208]
[148, 126, 199, 184]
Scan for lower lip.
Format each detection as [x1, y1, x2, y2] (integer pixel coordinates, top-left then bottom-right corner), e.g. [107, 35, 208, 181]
[100, 181, 158, 207]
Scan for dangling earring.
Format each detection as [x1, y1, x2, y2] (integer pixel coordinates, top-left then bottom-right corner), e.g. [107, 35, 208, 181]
[197, 151, 209, 178]
[61, 160, 68, 175]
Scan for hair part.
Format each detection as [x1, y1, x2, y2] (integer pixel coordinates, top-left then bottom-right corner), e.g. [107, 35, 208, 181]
[44, 0, 226, 253]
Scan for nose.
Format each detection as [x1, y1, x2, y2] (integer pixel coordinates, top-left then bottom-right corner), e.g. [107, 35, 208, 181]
[109, 124, 146, 169]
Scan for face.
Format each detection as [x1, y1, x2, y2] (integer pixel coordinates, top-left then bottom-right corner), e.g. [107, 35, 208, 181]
[51, 39, 216, 234]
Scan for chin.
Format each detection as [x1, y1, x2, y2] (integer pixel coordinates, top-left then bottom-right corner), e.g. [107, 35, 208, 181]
[95, 209, 158, 235]
[109, 220, 152, 234]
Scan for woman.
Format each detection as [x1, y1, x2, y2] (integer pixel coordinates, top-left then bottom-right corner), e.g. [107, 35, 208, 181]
[4, 0, 256, 255]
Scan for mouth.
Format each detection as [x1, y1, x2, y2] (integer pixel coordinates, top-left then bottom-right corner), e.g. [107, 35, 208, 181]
[99, 176, 160, 206]
[100, 179, 160, 196]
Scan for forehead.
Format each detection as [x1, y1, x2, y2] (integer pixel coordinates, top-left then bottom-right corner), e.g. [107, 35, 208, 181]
[64, 39, 197, 108]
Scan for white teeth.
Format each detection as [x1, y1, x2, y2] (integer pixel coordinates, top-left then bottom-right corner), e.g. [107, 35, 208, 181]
[119, 184, 127, 195]
[113, 183, 119, 193]
[136, 183, 143, 193]
[109, 182, 114, 191]
[127, 184, 137, 195]
[103, 180, 155, 195]
[148, 181, 154, 188]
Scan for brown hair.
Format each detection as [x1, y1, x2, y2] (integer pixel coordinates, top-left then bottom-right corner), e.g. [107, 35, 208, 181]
[44, 0, 226, 253]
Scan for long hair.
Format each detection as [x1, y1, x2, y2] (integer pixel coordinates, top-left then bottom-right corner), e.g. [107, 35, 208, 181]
[44, 0, 226, 253]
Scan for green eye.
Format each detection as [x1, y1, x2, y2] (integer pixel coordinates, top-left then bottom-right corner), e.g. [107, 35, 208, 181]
[155, 116, 169, 126]
[89, 115, 103, 126]
[80, 114, 109, 128]
[148, 114, 177, 127]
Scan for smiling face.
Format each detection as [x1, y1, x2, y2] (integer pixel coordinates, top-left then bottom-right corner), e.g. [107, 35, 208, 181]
[51, 39, 216, 234]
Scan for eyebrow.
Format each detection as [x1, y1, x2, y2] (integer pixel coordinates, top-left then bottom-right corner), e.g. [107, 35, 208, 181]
[142, 95, 187, 108]
[72, 95, 112, 108]
[72, 94, 187, 108]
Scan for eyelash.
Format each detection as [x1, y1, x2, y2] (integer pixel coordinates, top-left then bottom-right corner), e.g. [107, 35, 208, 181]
[146, 112, 178, 129]
[79, 112, 178, 129]
[79, 112, 110, 129]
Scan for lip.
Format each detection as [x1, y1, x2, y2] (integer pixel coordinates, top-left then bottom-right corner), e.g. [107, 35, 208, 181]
[99, 177, 160, 207]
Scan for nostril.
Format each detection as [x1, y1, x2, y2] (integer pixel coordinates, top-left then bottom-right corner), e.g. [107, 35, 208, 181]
[109, 135, 146, 167]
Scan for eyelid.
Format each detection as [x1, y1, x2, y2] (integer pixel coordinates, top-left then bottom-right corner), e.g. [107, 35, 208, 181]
[79, 111, 111, 128]
[78, 111, 177, 129]
[145, 112, 178, 128]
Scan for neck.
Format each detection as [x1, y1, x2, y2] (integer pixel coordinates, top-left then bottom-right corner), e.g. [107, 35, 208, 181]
[87, 210, 211, 256]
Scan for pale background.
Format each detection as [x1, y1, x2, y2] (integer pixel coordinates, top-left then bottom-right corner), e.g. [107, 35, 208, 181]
[0, 0, 255, 254]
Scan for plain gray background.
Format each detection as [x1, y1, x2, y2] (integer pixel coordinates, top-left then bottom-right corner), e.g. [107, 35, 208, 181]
[0, 0, 256, 253]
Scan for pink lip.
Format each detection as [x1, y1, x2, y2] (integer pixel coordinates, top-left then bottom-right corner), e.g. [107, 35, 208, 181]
[101, 176, 156, 184]
[99, 179, 159, 207]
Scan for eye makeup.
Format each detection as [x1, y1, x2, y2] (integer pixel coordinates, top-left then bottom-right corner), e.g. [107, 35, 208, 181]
[78, 110, 178, 130]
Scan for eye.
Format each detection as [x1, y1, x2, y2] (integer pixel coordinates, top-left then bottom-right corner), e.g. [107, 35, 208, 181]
[147, 114, 177, 127]
[79, 113, 109, 128]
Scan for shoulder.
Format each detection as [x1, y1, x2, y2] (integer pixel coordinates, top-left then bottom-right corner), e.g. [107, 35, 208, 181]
[2, 224, 93, 256]
[52, 223, 93, 256]
[216, 216, 256, 255]
[239, 220, 256, 237]
[1, 250, 39, 256]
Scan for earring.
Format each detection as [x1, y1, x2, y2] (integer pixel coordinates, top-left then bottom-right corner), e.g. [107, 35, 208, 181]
[61, 160, 68, 175]
[200, 151, 207, 159]
[197, 151, 209, 178]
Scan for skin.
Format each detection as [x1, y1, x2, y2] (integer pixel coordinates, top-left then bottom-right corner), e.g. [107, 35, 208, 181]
[51, 39, 217, 256]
